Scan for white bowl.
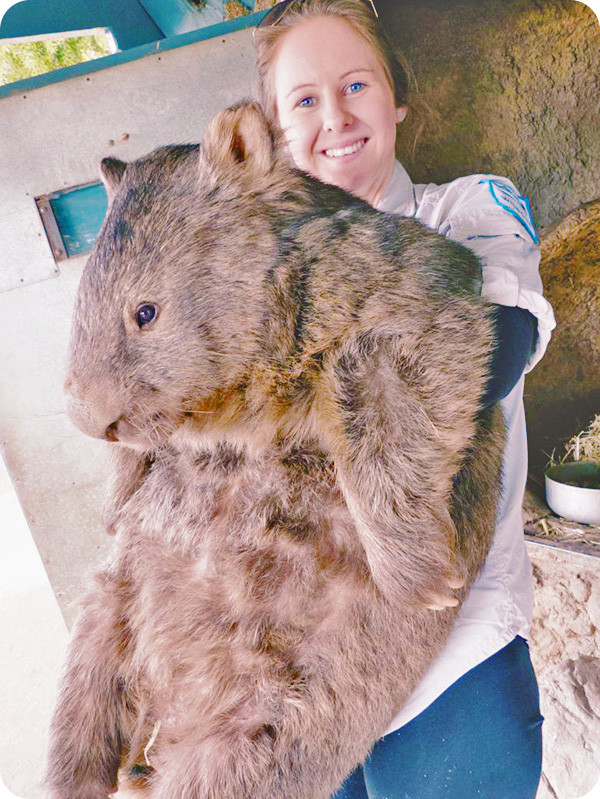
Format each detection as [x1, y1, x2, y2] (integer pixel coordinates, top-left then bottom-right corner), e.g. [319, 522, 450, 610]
[545, 462, 600, 525]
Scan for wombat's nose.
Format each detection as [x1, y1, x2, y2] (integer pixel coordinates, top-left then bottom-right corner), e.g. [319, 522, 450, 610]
[64, 392, 119, 441]
[105, 422, 119, 442]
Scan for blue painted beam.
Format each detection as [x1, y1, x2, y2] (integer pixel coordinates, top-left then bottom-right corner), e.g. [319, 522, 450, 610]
[0, 0, 166, 50]
[139, 0, 222, 38]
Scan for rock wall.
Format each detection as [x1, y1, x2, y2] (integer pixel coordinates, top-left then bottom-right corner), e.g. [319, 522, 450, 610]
[528, 544, 600, 798]
[380, 0, 600, 482]
[383, 0, 600, 230]
[526, 201, 600, 481]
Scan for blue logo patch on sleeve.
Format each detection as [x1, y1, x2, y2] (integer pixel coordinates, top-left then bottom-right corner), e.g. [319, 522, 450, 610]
[479, 179, 540, 244]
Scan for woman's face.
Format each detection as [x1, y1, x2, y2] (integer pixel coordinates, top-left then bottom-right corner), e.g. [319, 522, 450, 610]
[272, 15, 401, 207]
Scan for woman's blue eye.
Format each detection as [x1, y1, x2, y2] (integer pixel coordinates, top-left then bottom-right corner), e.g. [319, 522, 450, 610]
[347, 81, 365, 94]
[298, 96, 314, 108]
[135, 303, 158, 328]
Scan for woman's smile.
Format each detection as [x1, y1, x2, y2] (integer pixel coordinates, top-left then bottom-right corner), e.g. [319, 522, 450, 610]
[273, 16, 400, 206]
[322, 137, 368, 159]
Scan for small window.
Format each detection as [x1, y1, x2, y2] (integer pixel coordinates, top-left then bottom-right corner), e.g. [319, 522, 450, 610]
[36, 182, 108, 261]
[0, 28, 117, 87]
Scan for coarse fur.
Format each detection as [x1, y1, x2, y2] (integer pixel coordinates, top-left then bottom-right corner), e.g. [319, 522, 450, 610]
[47, 102, 504, 799]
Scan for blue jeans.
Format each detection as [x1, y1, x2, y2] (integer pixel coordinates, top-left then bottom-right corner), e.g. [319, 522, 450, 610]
[332, 636, 543, 799]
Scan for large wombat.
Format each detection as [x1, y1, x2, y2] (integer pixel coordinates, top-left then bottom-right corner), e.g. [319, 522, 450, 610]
[47, 102, 503, 799]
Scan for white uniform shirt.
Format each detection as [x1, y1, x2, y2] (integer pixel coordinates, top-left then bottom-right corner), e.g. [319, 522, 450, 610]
[377, 162, 556, 732]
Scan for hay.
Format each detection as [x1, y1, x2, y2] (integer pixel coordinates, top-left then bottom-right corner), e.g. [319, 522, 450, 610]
[563, 414, 600, 464]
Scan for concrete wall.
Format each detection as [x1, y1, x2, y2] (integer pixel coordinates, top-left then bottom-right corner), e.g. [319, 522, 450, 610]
[0, 26, 258, 625]
[0, 451, 68, 799]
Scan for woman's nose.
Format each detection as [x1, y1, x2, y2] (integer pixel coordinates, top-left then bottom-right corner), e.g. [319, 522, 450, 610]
[322, 96, 353, 132]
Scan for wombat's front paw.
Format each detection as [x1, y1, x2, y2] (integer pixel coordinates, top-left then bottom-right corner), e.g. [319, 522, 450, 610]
[425, 573, 466, 610]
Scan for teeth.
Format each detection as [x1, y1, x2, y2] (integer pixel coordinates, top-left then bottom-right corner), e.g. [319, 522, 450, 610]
[324, 139, 366, 158]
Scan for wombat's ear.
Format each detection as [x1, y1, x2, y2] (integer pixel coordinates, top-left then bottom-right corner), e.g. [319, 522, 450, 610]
[200, 101, 274, 181]
[100, 157, 127, 202]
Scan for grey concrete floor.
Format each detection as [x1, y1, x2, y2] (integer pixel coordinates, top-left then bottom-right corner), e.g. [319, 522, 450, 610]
[0, 453, 68, 799]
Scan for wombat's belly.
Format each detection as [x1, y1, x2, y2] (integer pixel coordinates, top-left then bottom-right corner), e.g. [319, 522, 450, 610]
[112, 443, 412, 762]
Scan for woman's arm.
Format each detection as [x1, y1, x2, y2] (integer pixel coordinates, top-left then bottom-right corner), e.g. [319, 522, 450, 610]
[483, 305, 538, 406]
[413, 174, 556, 370]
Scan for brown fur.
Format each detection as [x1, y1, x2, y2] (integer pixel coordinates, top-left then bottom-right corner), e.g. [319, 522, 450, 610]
[48, 102, 504, 799]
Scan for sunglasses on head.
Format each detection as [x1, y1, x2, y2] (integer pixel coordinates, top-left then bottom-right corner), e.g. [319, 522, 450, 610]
[257, 0, 378, 28]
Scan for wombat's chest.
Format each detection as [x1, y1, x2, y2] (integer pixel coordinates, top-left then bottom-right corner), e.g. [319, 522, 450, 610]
[113, 444, 371, 683]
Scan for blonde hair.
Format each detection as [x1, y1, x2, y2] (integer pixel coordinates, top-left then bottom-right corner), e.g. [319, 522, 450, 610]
[254, 0, 411, 129]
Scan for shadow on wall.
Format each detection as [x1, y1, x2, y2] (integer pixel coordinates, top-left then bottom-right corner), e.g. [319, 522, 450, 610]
[378, 0, 600, 483]
[526, 200, 600, 483]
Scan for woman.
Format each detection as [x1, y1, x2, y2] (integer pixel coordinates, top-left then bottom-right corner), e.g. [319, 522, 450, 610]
[253, 2, 556, 797]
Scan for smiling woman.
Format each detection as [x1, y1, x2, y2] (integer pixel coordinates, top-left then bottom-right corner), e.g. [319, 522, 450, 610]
[271, 16, 399, 205]
[255, 0, 411, 206]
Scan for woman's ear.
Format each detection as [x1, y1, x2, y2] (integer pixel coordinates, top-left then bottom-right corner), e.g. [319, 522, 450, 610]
[396, 107, 408, 124]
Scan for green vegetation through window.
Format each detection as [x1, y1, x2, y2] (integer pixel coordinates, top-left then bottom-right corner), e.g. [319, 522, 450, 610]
[0, 29, 115, 87]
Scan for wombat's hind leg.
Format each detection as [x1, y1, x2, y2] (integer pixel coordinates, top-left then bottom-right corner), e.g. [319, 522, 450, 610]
[148, 707, 357, 799]
[46, 575, 131, 799]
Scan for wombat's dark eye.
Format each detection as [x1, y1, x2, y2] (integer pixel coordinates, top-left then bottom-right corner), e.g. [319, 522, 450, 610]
[135, 303, 158, 328]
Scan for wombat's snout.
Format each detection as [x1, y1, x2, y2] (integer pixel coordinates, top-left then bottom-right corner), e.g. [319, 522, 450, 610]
[63, 387, 122, 442]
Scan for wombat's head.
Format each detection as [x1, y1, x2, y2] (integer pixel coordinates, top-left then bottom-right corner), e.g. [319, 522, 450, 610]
[64, 102, 311, 451]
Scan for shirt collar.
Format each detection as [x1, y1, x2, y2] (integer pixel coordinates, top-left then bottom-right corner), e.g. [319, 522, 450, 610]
[375, 161, 416, 217]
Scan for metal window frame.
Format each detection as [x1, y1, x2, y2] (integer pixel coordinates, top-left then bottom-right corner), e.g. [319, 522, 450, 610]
[35, 181, 108, 263]
[35, 193, 69, 262]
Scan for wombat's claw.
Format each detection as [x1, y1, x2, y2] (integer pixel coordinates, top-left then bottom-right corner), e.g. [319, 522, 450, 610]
[447, 574, 466, 590]
[426, 575, 466, 611]
[426, 593, 460, 611]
